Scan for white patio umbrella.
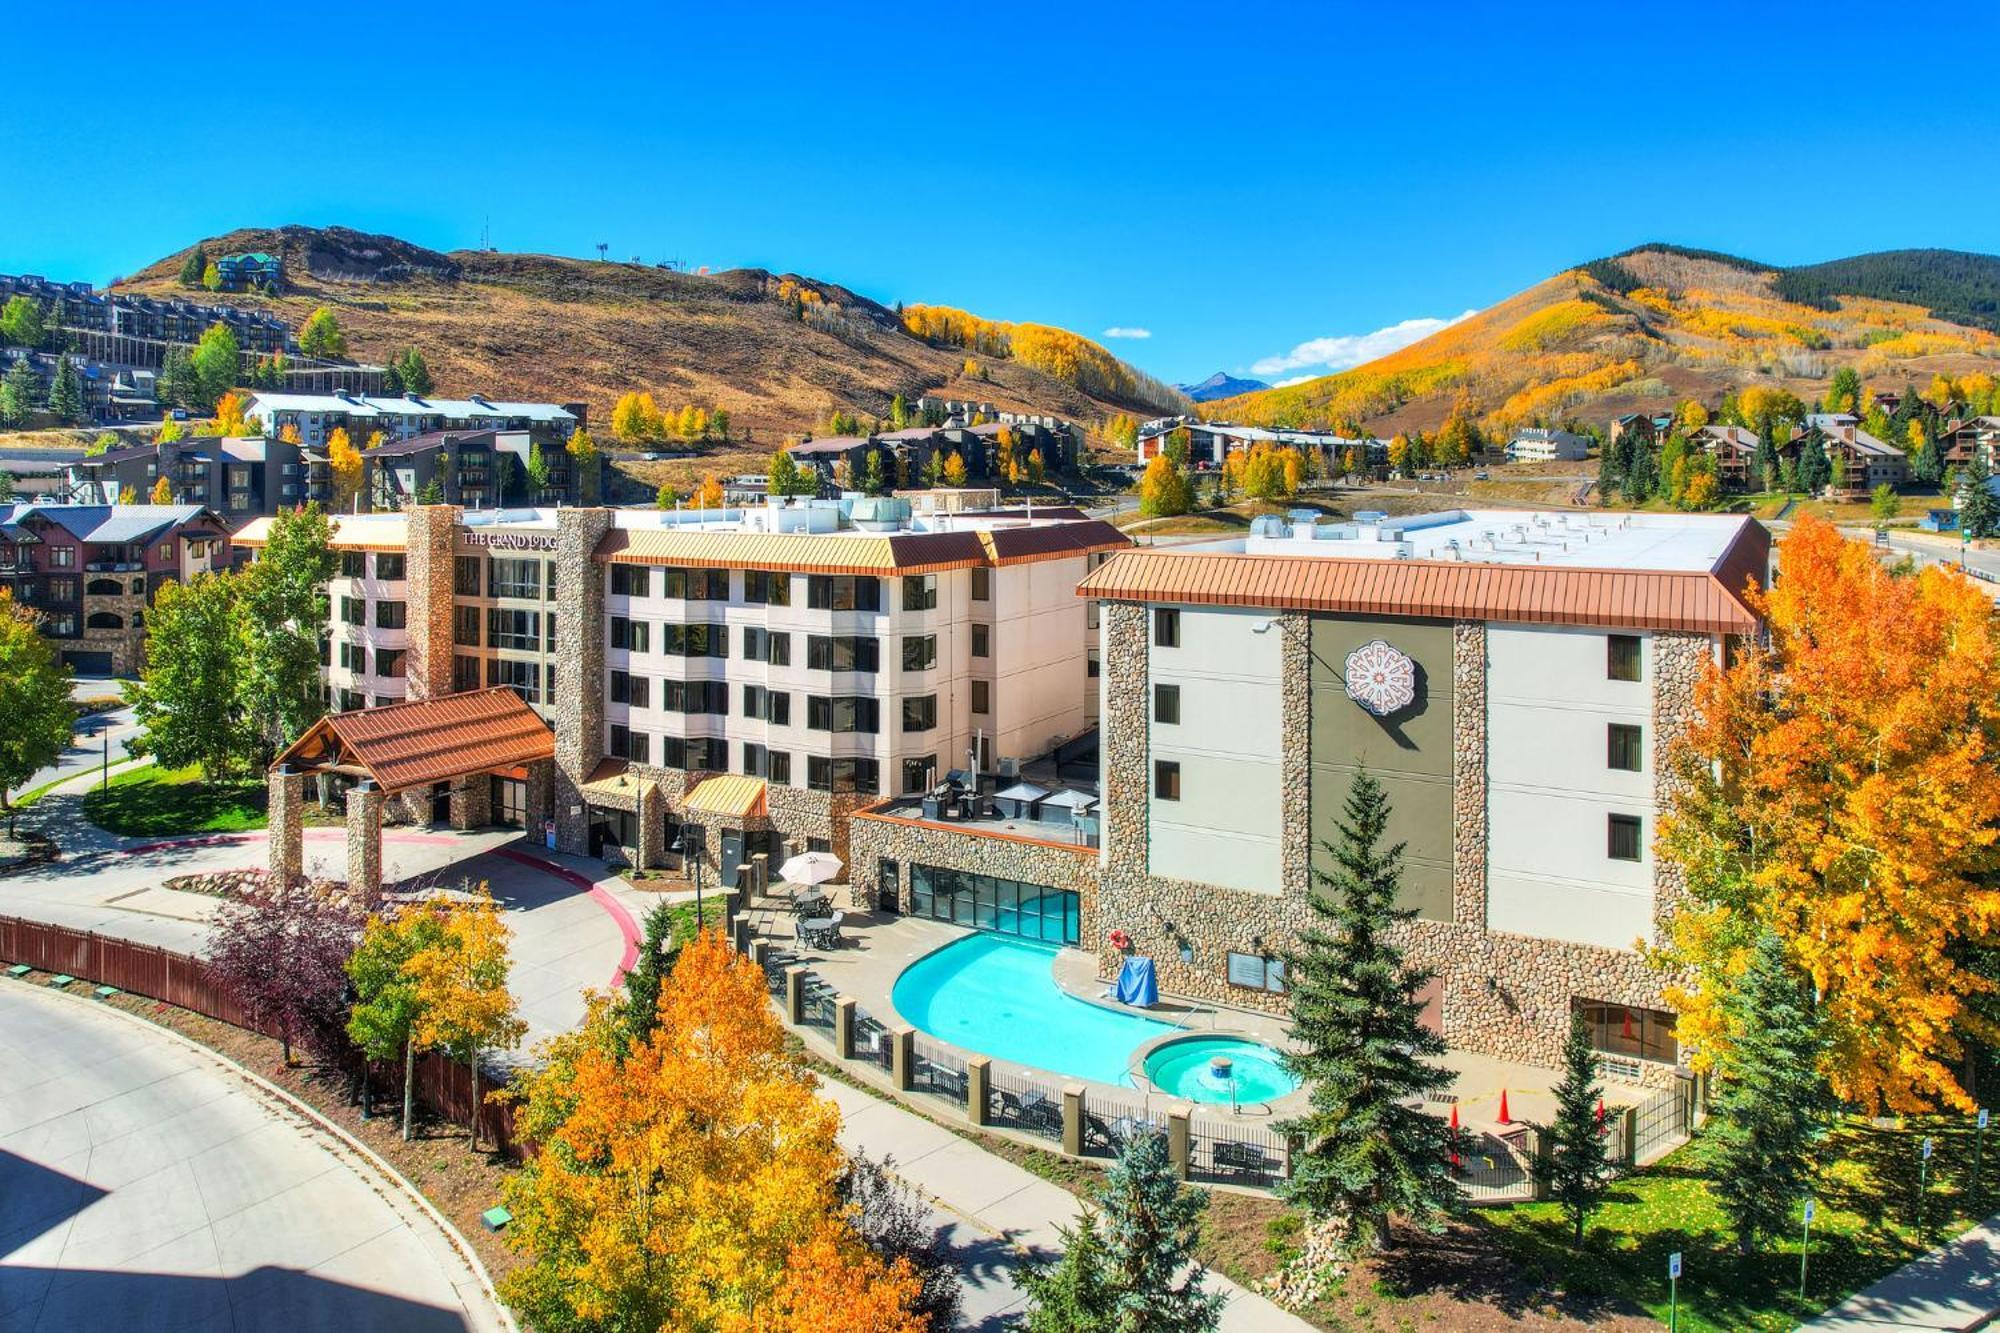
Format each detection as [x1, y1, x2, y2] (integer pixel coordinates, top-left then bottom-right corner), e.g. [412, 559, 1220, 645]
[778, 850, 844, 887]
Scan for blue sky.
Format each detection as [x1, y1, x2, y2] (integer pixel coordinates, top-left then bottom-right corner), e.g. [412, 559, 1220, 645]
[4, 1, 1996, 387]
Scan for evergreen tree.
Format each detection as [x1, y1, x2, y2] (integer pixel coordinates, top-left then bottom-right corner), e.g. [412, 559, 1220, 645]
[1826, 366, 1862, 416]
[768, 448, 813, 498]
[1756, 432, 1783, 491]
[380, 361, 404, 395]
[1534, 1013, 1611, 1246]
[1797, 431, 1832, 495]
[0, 295, 46, 349]
[922, 448, 945, 488]
[1021, 1130, 1221, 1333]
[178, 245, 208, 288]
[416, 477, 445, 505]
[1624, 439, 1658, 503]
[189, 322, 240, 413]
[622, 899, 676, 1046]
[1280, 771, 1456, 1252]
[398, 349, 434, 396]
[525, 441, 550, 495]
[46, 354, 82, 424]
[1958, 462, 1997, 539]
[1710, 930, 1835, 1255]
[0, 357, 39, 427]
[860, 447, 887, 496]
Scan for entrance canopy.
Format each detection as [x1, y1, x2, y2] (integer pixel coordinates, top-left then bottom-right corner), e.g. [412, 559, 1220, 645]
[273, 687, 554, 794]
[684, 775, 768, 820]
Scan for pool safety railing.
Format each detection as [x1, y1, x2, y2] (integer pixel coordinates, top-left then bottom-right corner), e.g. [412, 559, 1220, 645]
[732, 928, 1691, 1201]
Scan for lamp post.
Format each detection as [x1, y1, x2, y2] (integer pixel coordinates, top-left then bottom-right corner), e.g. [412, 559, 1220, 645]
[671, 828, 704, 931]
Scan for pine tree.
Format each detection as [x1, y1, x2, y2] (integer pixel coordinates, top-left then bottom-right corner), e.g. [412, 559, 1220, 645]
[1957, 462, 1997, 539]
[1280, 770, 1456, 1253]
[179, 245, 208, 288]
[1797, 432, 1831, 495]
[623, 899, 675, 1045]
[398, 349, 434, 396]
[1021, 1130, 1221, 1333]
[0, 357, 39, 427]
[47, 355, 82, 424]
[1535, 1013, 1611, 1246]
[860, 447, 887, 496]
[1709, 930, 1834, 1255]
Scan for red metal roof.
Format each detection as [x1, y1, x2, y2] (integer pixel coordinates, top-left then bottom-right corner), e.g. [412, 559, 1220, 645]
[272, 688, 554, 794]
[1075, 539, 1766, 635]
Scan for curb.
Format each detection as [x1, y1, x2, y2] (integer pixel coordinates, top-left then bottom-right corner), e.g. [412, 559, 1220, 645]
[13, 978, 518, 1333]
[494, 847, 642, 984]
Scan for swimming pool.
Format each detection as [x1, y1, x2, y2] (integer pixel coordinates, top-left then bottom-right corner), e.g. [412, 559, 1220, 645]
[891, 933, 1295, 1103]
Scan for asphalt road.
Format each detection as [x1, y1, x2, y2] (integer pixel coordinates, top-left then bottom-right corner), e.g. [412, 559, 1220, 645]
[9, 685, 139, 804]
[0, 982, 505, 1332]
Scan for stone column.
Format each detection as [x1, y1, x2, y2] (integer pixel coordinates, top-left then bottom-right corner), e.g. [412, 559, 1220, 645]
[401, 504, 461, 701]
[553, 508, 614, 855]
[449, 774, 491, 830]
[636, 783, 665, 871]
[524, 758, 554, 841]
[1451, 621, 1490, 928]
[347, 782, 385, 901]
[1277, 611, 1313, 900]
[1649, 631, 1712, 941]
[268, 766, 304, 885]
[1094, 602, 1151, 969]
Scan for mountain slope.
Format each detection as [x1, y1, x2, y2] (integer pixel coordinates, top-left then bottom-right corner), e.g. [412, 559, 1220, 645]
[1179, 371, 1271, 401]
[1774, 249, 2000, 334]
[115, 225, 1185, 441]
[1209, 244, 2000, 435]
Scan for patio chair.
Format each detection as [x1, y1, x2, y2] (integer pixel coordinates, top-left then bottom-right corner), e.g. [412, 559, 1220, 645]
[825, 910, 846, 948]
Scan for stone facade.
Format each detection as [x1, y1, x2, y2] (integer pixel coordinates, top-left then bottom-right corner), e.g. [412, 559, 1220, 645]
[268, 768, 303, 884]
[347, 784, 385, 900]
[449, 772, 492, 830]
[401, 504, 460, 701]
[847, 809, 1100, 915]
[1089, 601, 1715, 1084]
[552, 507, 613, 855]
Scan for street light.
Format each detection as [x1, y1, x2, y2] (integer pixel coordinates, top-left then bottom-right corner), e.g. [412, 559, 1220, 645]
[670, 827, 704, 932]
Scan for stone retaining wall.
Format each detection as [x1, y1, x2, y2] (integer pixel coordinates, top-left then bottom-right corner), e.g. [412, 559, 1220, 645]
[846, 811, 1098, 914]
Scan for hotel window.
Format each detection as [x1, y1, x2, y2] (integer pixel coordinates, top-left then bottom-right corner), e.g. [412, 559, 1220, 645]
[49, 547, 73, 568]
[807, 756, 879, 794]
[374, 553, 405, 581]
[487, 607, 541, 652]
[1153, 683, 1181, 725]
[902, 694, 937, 732]
[340, 551, 366, 578]
[1154, 760, 1181, 801]
[338, 641, 366, 673]
[1607, 723, 1642, 772]
[1607, 634, 1642, 682]
[742, 742, 767, 777]
[661, 567, 727, 600]
[453, 655, 481, 691]
[741, 626, 791, 665]
[1573, 999, 1678, 1064]
[1154, 608, 1180, 648]
[610, 564, 651, 597]
[610, 616, 651, 653]
[743, 570, 791, 606]
[807, 575, 881, 611]
[743, 684, 766, 719]
[970, 567, 990, 601]
[374, 600, 407, 629]
[487, 656, 543, 704]
[903, 755, 937, 793]
[970, 679, 990, 715]
[660, 622, 727, 658]
[807, 634, 879, 672]
[660, 680, 729, 715]
[902, 634, 936, 671]
[375, 647, 406, 678]
[489, 557, 542, 600]
[971, 624, 990, 658]
[1607, 813, 1643, 862]
[340, 596, 364, 625]
[453, 605, 481, 647]
[453, 556, 481, 596]
[767, 751, 791, 785]
[611, 670, 651, 708]
[806, 695, 880, 734]
[901, 574, 937, 611]
[608, 723, 650, 763]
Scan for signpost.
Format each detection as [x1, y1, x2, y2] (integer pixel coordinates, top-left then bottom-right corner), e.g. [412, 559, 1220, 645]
[1800, 1198, 1815, 1300]
[1668, 1251, 1682, 1332]
[1977, 1109, 1990, 1207]
[1920, 1137, 1935, 1239]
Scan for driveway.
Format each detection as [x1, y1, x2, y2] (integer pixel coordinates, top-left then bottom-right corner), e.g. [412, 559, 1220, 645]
[0, 982, 507, 1332]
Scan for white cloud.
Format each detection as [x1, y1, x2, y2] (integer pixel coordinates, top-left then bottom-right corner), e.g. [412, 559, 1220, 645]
[1249, 309, 1479, 379]
[1100, 327, 1152, 340]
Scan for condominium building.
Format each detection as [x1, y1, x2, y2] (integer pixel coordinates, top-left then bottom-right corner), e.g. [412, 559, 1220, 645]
[244, 391, 580, 448]
[0, 503, 232, 674]
[66, 436, 330, 518]
[842, 507, 1769, 1087]
[236, 496, 1127, 870]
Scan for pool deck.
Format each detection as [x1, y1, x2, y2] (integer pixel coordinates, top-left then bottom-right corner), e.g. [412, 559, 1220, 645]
[744, 894, 1652, 1134]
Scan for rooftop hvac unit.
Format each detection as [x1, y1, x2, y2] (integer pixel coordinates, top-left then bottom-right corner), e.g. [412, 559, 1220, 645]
[997, 756, 1022, 780]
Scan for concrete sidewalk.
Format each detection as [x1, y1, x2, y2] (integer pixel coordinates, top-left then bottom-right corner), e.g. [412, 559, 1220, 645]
[1800, 1215, 2000, 1331]
[821, 1078, 1315, 1331]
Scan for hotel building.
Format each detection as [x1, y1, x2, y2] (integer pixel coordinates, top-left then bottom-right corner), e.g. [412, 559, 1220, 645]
[844, 507, 1768, 1085]
[238, 497, 1126, 874]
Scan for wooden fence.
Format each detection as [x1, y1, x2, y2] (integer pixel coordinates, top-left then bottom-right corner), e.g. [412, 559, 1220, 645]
[0, 915, 523, 1158]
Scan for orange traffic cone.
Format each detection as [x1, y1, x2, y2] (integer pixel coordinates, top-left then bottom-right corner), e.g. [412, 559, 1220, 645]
[1449, 1103, 1462, 1169]
[1498, 1087, 1511, 1125]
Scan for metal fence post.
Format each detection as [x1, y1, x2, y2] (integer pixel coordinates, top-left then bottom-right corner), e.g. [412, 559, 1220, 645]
[785, 965, 807, 1025]
[891, 1026, 916, 1091]
[834, 996, 856, 1059]
[1062, 1083, 1085, 1157]
[1533, 1125, 1553, 1200]
[1167, 1107, 1191, 1180]
[966, 1056, 991, 1126]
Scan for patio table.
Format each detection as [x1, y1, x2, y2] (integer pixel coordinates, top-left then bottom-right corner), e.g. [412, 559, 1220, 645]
[800, 915, 835, 948]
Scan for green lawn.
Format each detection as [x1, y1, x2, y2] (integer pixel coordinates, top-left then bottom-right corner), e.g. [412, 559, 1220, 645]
[665, 896, 728, 948]
[81, 764, 269, 837]
[1479, 1117, 1992, 1331]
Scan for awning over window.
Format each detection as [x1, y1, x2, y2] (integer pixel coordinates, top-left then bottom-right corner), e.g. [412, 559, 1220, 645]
[683, 775, 768, 819]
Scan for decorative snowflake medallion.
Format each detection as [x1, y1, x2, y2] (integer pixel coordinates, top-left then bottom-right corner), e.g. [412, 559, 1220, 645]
[1343, 639, 1416, 716]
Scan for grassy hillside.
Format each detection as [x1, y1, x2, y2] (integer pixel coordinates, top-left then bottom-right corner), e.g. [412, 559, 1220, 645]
[115, 225, 1184, 447]
[1209, 244, 2000, 436]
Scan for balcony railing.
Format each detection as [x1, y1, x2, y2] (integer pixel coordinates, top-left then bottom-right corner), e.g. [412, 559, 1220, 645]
[84, 561, 142, 573]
